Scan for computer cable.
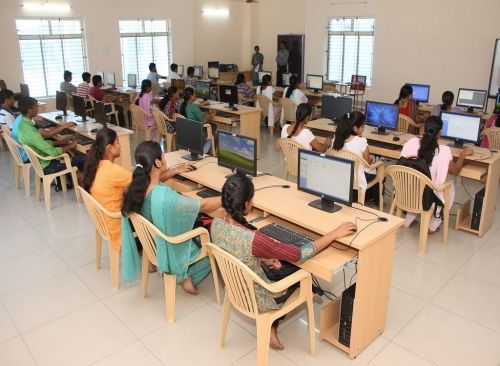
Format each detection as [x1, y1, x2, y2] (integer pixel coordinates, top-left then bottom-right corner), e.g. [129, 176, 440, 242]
[460, 176, 474, 200]
[193, 161, 217, 169]
[255, 184, 291, 191]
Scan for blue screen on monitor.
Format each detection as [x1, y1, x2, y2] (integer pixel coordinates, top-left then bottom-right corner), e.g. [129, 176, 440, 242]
[365, 101, 399, 130]
[406, 83, 430, 103]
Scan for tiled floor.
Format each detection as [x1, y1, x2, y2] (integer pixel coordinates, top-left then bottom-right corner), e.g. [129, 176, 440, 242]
[0, 130, 499, 366]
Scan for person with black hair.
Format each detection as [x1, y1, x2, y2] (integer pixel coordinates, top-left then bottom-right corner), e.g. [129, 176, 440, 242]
[276, 41, 289, 87]
[89, 75, 124, 124]
[121, 141, 221, 294]
[76, 72, 92, 98]
[147, 62, 167, 95]
[395, 84, 421, 125]
[185, 66, 197, 87]
[430, 91, 463, 116]
[60, 70, 77, 93]
[280, 103, 330, 152]
[159, 86, 179, 133]
[210, 174, 357, 350]
[166, 63, 182, 83]
[135, 79, 158, 139]
[0, 89, 16, 128]
[283, 74, 307, 105]
[256, 74, 281, 128]
[235, 73, 255, 100]
[251, 45, 264, 84]
[401, 116, 472, 232]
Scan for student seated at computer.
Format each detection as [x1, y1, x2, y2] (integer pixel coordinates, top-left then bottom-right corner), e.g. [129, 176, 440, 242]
[256, 74, 281, 128]
[211, 174, 356, 350]
[283, 74, 308, 105]
[166, 63, 182, 83]
[12, 97, 85, 176]
[281, 103, 331, 152]
[395, 84, 421, 126]
[76, 72, 92, 98]
[332, 111, 379, 205]
[185, 67, 197, 87]
[430, 91, 463, 117]
[89, 75, 124, 125]
[180, 87, 217, 155]
[60, 70, 77, 94]
[400, 116, 472, 232]
[0, 89, 16, 128]
[159, 86, 179, 133]
[121, 141, 221, 293]
[147, 62, 167, 94]
[481, 112, 500, 148]
[235, 73, 255, 101]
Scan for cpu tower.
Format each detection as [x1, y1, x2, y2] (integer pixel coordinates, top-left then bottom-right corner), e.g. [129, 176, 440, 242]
[470, 187, 485, 231]
[339, 283, 356, 347]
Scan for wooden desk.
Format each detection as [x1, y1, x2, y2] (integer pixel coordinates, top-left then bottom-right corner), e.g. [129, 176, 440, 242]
[103, 87, 139, 129]
[307, 118, 500, 237]
[218, 70, 252, 83]
[163, 150, 404, 358]
[39, 111, 134, 170]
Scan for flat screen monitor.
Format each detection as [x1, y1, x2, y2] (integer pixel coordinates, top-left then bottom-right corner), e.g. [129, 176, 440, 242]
[55, 91, 67, 116]
[441, 111, 481, 148]
[208, 61, 220, 79]
[72, 94, 87, 122]
[20, 83, 30, 97]
[0, 80, 6, 91]
[365, 100, 399, 134]
[193, 66, 204, 78]
[456, 88, 487, 112]
[94, 100, 106, 128]
[406, 83, 430, 103]
[495, 93, 500, 113]
[321, 95, 352, 123]
[127, 74, 137, 88]
[177, 65, 184, 77]
[306, 74, 323, 92]
[104, 72, 115, 87]
[282, 73, 292, 87]
[96, 71, 104, 80]
[176, 117, 204, 161]
[195, 81, 210, 101]
[258, 71, 272, 83]
[219, 84, 238, 109]
[298, 149, 354, 213]
[217, 131, 257, 177]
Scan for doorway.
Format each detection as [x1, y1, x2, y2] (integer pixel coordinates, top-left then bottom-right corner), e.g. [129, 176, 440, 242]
[277, 34, 305, 86]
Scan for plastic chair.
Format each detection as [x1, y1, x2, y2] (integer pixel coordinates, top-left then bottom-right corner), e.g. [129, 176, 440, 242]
[129, 103, 158, 144]
[128, 212, 221, 323]
[152, 109, 176, 152]
[279, 98, 298, 126]
[276, 138, 303, 180]
[22, 145, 81, 210]
[77, 186, 121, 289]
[484, 127, 500, 150]
[255, 94, 274, 135]
[174, 113, 216, 156]
[88, 95, 119, 125]
[2, 131, 32, 197]
[207, 242, 315, 366]
[398, 114, 422, 134]
[385, 165, 452, 255]
[326, 149, 384, 211]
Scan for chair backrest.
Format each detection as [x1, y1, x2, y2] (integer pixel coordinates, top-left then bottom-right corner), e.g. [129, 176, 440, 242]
[385, 165, 435, 213]
[129, 103, 146, 128]
[151, 108, 169, 137]
[255, 95, 271, 118]
[350, 75, 366, 91]
[3, 133, 25, 166]
[173, 112, 185, 122]
[326, 148, 365, 190]
[485, 127, 500, 150]
[397, 114, 417, 133]
[22, 144, 46, 177]
[128, 212, 160, 266]
[280, 98, 297, 123]
[207, 243, 260, 318]
[277, 138, 303, 177]
[77, 186, 119, 240]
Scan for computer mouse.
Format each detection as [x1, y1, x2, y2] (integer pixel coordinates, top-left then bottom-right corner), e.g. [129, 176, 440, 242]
[190, 165, 197, 171]
[392, 136, 400, 142]
[378, 217, 388, 222]
[90, 128, 98, 133]
[282, 185, 290, 189]
[55, 115, 63, 120]
[232, 106, 239, 111]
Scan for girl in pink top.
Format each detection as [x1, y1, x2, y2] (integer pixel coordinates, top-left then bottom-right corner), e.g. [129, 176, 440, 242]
[400, 116, 472, 232]
[136, 79, 156, 128]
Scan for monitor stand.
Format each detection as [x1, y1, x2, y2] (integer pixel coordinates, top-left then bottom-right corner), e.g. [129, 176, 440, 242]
[181, 152, 202, 161]
[466, 107, 475, 114]
[76, 115, 87, 123]
[451, 139, 465, 149]
[224, 170, 253, 179]
[308, 198, 342, 213]
[372, 127, 389, 135]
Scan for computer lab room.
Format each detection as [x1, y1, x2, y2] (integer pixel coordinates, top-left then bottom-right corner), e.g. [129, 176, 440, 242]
[0, 0, 499, 365]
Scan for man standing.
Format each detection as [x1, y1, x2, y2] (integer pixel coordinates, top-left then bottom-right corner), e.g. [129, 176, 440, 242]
[275, 41, 289, 87]
[251, 45, 264, 85]
[147, 62, 167, 95]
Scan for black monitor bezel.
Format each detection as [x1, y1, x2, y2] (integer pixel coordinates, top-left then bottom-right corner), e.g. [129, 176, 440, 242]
[219, 84, 238, 107]
[176, 117, 204, 157]
[20, 83, 30, 98]
[320, 94, 352, 121]
[217, 131, 257, 177]
[208, 61, 220, 79]
[72, 94, 87, 121]
[456, 88, 487, 109]
[405, 83, 430, 103]
[297, 149, 354, 207]
[55, 91, 67, 115]
[365, 100, 399, 131]
[195, 80, 210, 100]
[93, 100, 106, 128]
[306, 74, 324, 91]
[440, 111, 481, 145]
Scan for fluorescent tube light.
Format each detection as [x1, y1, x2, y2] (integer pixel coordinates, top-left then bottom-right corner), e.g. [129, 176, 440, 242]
[202, 8, 230, 17]
[22, 2, 72, 12]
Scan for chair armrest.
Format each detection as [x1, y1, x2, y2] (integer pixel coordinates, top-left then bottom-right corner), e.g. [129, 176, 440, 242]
[157, 227, 210, 246]
[254, 268, 311, 293]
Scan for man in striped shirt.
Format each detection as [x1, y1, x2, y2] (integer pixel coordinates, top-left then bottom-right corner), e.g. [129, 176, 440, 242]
[76, 72, 92, 98]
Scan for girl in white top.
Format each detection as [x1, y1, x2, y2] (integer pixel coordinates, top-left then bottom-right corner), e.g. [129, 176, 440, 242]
[256, 74, 281, 128]
[281, 103, 331, 152]
[283, 75, 308, 105]
[332, 111, 376, 199]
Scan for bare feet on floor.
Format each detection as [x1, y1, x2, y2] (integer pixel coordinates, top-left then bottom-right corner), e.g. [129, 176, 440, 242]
[269, 327, 284, 350]
[181, 277, 199, 295]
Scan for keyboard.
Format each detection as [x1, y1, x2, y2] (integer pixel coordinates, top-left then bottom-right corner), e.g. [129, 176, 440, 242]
[196, 188, 221, 198]
[367, 139, 400, 150]
[59, 130, 94, 146]
[259, 223, 313, 247]
[38, 119, 56, 128]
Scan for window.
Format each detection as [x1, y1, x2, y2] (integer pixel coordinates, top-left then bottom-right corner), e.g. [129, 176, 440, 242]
[119, 20, 171, 85]
[16, 18, 87, 98]
[326, 18, 375, 86]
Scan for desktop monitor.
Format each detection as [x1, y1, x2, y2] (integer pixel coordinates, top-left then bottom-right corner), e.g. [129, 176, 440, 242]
[441, 111, 481, 148]
[195, 81, 210, 101]
[219, 84, 238, 109]
[176, 117, 204, 161]
[258, 71, 272, 83]
[365, 100, 399, 134]
[72, 94, 87, 122]
[94, 100, 107, 128]
[55, 91, 67, 116]
[20, 83, 30, 97]
[193, 66, 204, 78]
[127, 74, 137, 88]
[217, 131, 257, 177]
[104, 72, 116, 87]
[282, 73, 292, 87]
[208, 61, 220, 79]
[321, 95, 352, 123]
[306, 74, 323, 93]
[0, 80, 6, 91]
[298, 149, 354, 213]
[96, 71, 104, 80]
[406, 83, 430, 103]
[456, 88, 487, 113]
[495, 93, 500, 113]
[177, 65, 184, 77]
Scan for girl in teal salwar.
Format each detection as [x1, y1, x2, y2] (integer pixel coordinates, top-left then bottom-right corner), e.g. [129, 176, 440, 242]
[121, 141, 222, 294]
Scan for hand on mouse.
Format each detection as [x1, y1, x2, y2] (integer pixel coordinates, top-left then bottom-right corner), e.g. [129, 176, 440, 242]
[460, 148, 474, 158]
[331, 222, 357, 238]
[261, 258, 282, 270]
